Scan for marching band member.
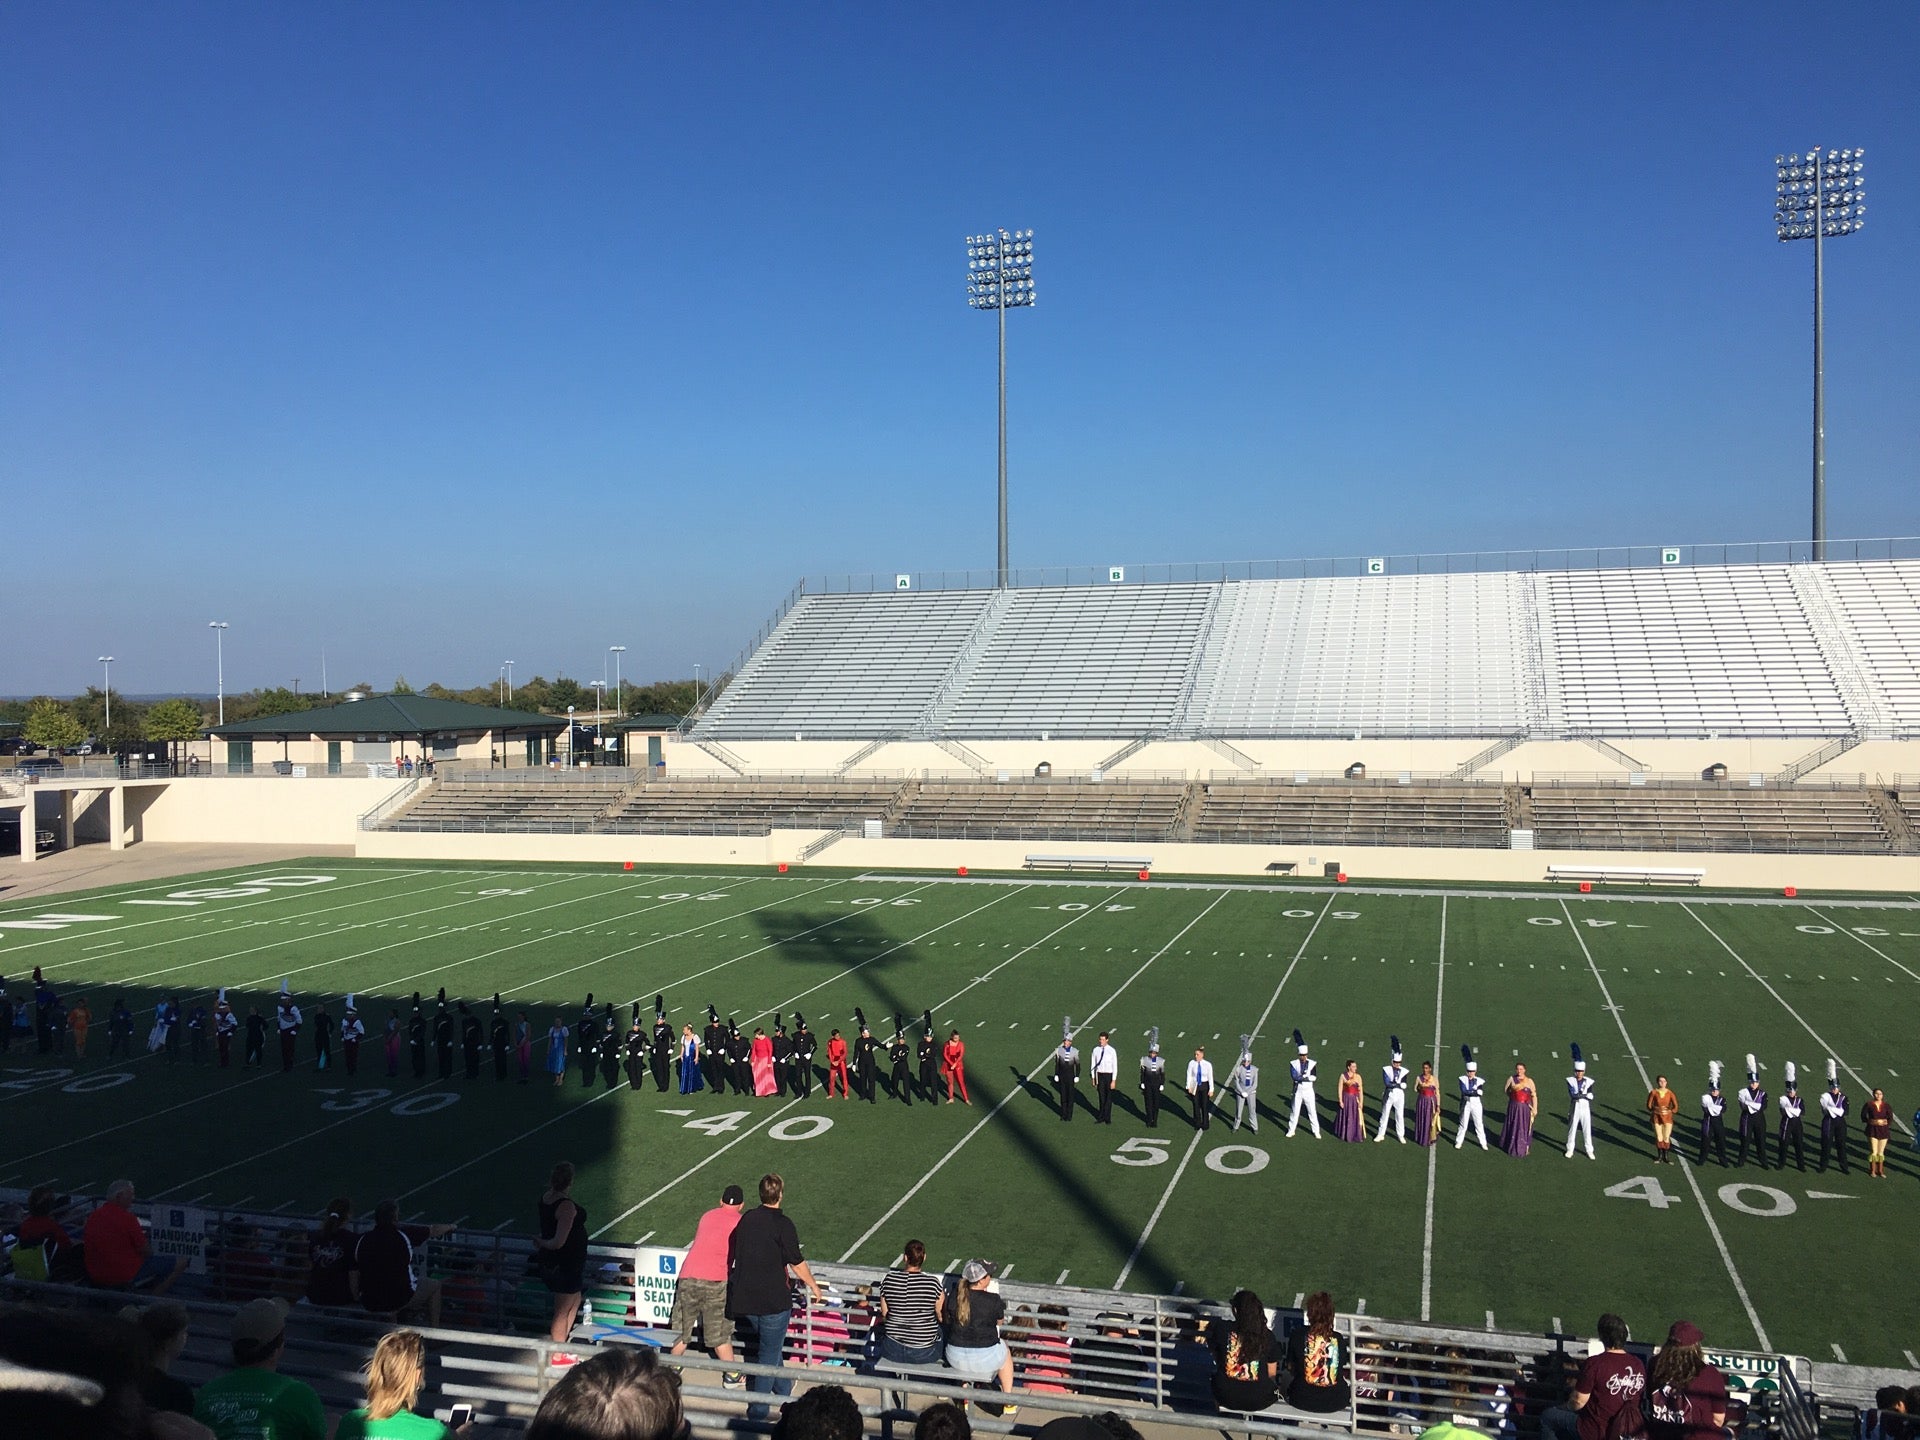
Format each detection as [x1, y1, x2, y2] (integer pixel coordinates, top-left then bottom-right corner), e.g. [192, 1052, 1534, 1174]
[1777, 1062, 1806, 1171]
[1735, 1054, 1768, 1168]
[1454, 1045, 1487, 1150]
[1646, 1074, 1678, 1163]
[1564, 1044, 1595, 1160]
[213, 989, 238, 1068]
[1864, 1087, 1894, 1179]
[941, 1027, 968, 1104]
[1228, 1036, 1260, 1132]
[1413, 1060, 1440, 1146]
[276, 980, 301, 1073]
[1502, 1062, 1537, 1158]
[1334, 1060, 1365, 1142]
[1286, 1030, 1320, 1138]
[1699, 1061, 1729, 1166]
[341, 996, 366, 1077]
[1141, 1029, 1167, 1127]
[1052, 1019, 1080, 1122]
[1375, 1037, 1408, 1143]
[1819, 1060, 1850, 1174]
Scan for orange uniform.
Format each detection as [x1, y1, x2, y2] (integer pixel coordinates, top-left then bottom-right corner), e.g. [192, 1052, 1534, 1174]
[1647, 1087, 1678, 1123]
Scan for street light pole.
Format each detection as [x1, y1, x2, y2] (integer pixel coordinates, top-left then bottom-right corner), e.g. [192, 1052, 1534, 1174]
[1776, 147, 1866, 562]
[967, 228, 1035, 588]
[209, 622, 229, 725]
[566, 705, 575, 767]
[609, 645, 626, 718]
[503, 660, 515, 705]
[99, 656, 114, 741]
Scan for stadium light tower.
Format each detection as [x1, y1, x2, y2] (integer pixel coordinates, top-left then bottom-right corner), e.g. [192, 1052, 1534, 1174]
[99, 656, 114, 739]
[1776, 146, 1866, 562]
[209, 621, 228, 725]
[966, 228, 1035, 588]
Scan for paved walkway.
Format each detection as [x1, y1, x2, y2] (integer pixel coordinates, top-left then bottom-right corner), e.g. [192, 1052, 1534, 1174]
[0, 842, 352, 904]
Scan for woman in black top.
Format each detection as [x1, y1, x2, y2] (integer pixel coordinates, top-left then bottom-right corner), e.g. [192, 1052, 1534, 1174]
[123, 1300, 196, 1418]
[536, 1161, 590, 1344]
[1286, 1291, 1351, 1413]
[943, 1260, 1017, 1415]
[1210, 1289, 1280, 1412]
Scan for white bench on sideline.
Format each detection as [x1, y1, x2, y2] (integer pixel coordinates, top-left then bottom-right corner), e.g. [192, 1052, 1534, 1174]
[1545, 864, 1706, 886]
[1024, 854, 1152, 872]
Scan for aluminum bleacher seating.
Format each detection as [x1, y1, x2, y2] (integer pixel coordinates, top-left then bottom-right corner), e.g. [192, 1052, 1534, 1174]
[888, 780, 1187, 841]
[1820, 560, 1920, 735]
[385, 777, 620, 833]
[599, 779, 899, 835]
[1187, 573, 1531, 735]
[1536, 564, 1852, 736]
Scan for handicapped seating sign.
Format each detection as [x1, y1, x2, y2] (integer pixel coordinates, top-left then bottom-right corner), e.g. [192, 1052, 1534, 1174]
[147, 1207, 210, 1275]
[633, 1245, 688, 1327]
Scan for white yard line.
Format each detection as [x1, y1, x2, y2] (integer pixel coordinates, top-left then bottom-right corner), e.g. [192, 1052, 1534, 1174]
[589, 1096, 810, 1237]
[398, 1083, 630, 1206]
[1420, 894, 1447, 1323]
[1112, 893, 1335, 1288]
[1803, 905, 1920, 983]
[841, 889, 1232, 1265]
[1563, 900, 1770, 1349]
[1684, 904, 1912, 1137]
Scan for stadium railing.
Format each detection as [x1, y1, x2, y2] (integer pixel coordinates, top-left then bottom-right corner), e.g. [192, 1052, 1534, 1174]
[1, 1188, 1818, 1440]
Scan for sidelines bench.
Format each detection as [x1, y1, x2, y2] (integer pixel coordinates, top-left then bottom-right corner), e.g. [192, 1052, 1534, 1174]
[1545, 864, 1706, 886]
[1023, 854, 1152, 872]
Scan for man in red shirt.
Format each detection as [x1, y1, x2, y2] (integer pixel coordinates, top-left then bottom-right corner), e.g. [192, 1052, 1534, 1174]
[668, 1183, 745, 1374]
[1539, 1313, 1646, 1440]
[82, 1179, 187, 1293]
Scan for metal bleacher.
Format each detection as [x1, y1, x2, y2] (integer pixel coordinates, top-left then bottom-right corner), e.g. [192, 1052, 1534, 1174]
[888, 779, 1189, 841]
[692, 552, 1917, 743]
[1190, 780, 1511, 849]
[1529, 783, 1893, 855]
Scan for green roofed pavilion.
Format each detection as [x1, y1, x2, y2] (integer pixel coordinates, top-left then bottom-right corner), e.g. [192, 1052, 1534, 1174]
[207, 693, 568, 773]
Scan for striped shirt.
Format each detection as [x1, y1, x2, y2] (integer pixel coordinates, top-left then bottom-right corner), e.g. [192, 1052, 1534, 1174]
[879, 1268, 944, 1349]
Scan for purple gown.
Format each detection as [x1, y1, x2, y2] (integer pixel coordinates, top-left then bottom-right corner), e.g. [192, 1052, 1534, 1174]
[1336, 1081, 1365, 1142]
[1414, 1082, 1439, 1147]
[1502, 1085, 1534, 1156]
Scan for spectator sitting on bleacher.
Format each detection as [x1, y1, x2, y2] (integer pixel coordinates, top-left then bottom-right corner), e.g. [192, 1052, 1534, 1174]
[1284, 1291, 1351, 1414]
[942, 1260, 1017, 1417]
[773, 1384, 862, 1440]
[15, 1182, 85, 1282]
[914, 1401, 970, 1440]
[1537, 1313, 1644, 1440]
[121, 1301, 197, 1421]
[193, 1298, 327, 1440]
[306, 1198, 357, 1310]
[335, 1329, 463, 1439]
[1860, 1387, 1912, 1440]
[0, 1302, 212, 1440]
[667, 1183, 743, 1376]
[526, 1347, 686, 1440]
[84, 1181, 188, 1295]
[1208, 1289, 1279, 1413]
[876, 1239, 945, 1366]
[355, 1201, 451, 1328]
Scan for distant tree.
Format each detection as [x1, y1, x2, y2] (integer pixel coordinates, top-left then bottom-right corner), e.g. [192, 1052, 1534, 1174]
[144, 698, 208, 770]
[625, 680, 700, 717]
[546, 677, 583, 711]
[23, 698, 85, 752]
[249, 687, 315, 720]
[391, 675, 414, 694]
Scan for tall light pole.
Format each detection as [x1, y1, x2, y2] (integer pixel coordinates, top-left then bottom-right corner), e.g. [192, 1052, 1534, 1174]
[98, 656, 114, 740]
[692, 663, 704, 715]
[566, 705, 576, 766]
[209, 622, 229, 725]
[609, 645, 626, 717]
[502, 660, 515, 705]
[588, 679, 607, 721]
[1776, 147, 1866, 562]
[966, 228, 1035, 588]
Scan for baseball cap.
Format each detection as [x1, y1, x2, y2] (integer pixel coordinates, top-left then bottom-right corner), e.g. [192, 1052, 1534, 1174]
[233, 1297, 288, 1347]
[1666, 1320, 1703, 1347]
[961, 1259, 994, 1285]
[721, 1185, 745, 1205]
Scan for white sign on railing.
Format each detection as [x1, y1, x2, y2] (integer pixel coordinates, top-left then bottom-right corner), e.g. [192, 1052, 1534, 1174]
[633, 1245, 688, 1326]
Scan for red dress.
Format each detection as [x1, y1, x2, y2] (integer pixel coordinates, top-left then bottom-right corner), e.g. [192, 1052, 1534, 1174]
[942, 1038, 969, 1101]
[1864, 1099, 1893, 1140]
[827, 1035, 851, 1097]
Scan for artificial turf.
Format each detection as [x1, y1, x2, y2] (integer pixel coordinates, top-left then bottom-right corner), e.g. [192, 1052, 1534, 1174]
[4, 857, 1917, 1365]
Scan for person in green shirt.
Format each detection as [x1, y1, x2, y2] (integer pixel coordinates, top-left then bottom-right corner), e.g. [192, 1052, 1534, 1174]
[194, 1297, 328, 1440]
[336, 1329, 462, 1439]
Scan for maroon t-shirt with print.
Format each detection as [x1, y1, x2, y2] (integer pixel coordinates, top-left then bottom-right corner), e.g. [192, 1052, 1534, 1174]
[1647, 1365, 1728, 1440]
[1576, 1349, 1647, 1440]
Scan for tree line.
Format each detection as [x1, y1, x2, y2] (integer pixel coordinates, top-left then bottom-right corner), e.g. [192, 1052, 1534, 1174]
[1, 674, 726, 755]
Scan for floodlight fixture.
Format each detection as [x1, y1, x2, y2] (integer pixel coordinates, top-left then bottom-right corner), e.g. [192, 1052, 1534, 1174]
[965, 227, 1036, 588]
[1775, 145, 1867, 561]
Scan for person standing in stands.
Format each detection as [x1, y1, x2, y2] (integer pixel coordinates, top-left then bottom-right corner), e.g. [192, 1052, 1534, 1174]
[1644, 1320, 1727, 1440]
[1052, 1022, 1081, 1121]
[535, 1163, 590, 1350]
[826, 1028, 851, 1099]
[1140, 1030, 1167, 1127]
[667, 1183, 745, 1375]
[727, 1173, 827, 1421]
[1186, 1046, 1215, 1131]
[942, 1028, 969, 1104]
[1646, 1074, 1679, 1164]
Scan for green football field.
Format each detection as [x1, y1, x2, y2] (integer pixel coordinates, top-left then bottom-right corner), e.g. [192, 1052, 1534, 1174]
[5, 858, 1919, 1366]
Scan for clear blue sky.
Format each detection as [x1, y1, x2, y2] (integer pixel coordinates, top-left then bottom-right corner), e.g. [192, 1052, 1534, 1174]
[5, 3, 1916, 697]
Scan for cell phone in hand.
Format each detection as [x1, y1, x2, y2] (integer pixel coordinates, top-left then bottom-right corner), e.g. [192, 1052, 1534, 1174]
[449, 1403, 473, 1426]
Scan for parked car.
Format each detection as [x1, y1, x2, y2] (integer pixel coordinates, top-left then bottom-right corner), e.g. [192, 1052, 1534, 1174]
[16, 756, 65, 776]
